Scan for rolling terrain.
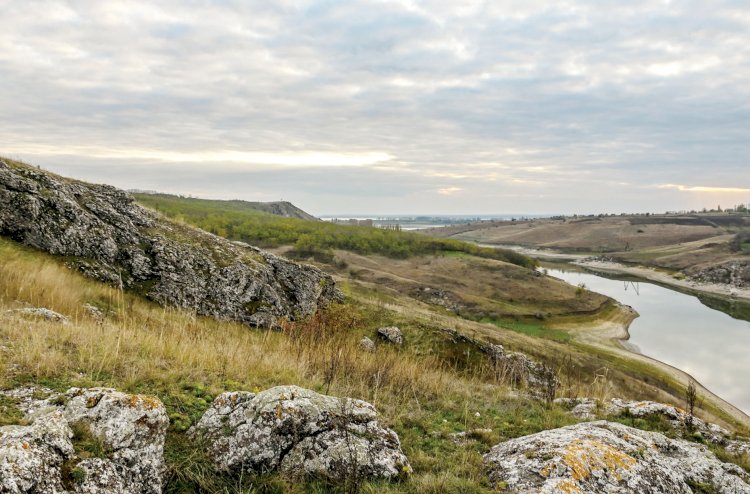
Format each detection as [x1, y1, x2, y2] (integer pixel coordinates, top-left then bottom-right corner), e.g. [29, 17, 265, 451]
[1, 157, 749, 493]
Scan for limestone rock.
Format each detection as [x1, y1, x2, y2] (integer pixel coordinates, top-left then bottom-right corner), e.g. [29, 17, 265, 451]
[377, 326, 403, 345]
[0, 387, 168, 493]
[7, 307, 69, 324]
[0, 160, 341, 329]
[63, 388, 169, 494]
[359, 336, 376, 352]
[191, 385, 411, 481]
[484, 420, 750, 493]
[0, 411, 74, 494]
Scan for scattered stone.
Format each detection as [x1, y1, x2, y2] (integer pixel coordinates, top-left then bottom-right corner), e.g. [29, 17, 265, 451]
[449, 428, 493, 445]
[7, 307, 70, 324]
[0, 160, 342, 329]
[359, 336, 376, 352]
[377, 326, 403, 345]
[484, 420, 750, 493]
[191, 385, 411, 481]
[82, 303, 106, 321]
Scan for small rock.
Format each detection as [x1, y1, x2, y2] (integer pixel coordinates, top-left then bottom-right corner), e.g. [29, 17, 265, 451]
[191, 385, 411, 481]
[377, 326, 403, 345]
[359, 336, 376, 352]
[8, 307, 70, 324]
[82, 303, 105, 321]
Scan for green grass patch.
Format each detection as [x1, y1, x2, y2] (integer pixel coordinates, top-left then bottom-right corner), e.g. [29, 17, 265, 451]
[484, 319, 571, 343]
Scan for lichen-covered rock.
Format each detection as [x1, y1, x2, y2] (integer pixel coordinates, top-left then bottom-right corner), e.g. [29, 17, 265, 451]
[484, 420, 750, 493]
[7, 307, 70, 324]
[0, 387, 168, 493]
[377, 326, 403, 345]
[191, 385, 411, 481]
[0, 411, 74, 494]
[0, 160, 341, 328]
[359, 336, 376, 352]
[63, 388, 169, 494]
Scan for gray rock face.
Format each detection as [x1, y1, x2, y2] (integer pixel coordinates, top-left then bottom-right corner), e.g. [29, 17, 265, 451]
[484, 420, 750, 493]
[191, 385, 411, 481]
[377, 326, 403, 345]
[0, 160, 341, 328]
[0, 387, 168, 493]
[0, 411, 74, 494]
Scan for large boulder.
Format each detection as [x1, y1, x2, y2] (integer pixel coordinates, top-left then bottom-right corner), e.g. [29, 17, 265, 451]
[0, 387, 168, 493]
[0, 159, 341, 328]
[484, 420, 750, 493]
[191, 385, 411, 481]
[63, 388, 169, 494]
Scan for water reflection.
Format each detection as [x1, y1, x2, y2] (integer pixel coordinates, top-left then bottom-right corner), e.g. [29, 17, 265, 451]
[546, 267, 750, 414]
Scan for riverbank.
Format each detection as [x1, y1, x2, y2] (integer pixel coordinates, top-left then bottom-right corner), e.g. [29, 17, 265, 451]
[552, 268, 750, 426]
[574, 258, 750, 303]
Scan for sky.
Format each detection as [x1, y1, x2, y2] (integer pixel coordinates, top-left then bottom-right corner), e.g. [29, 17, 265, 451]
[1, 0, 749, 215]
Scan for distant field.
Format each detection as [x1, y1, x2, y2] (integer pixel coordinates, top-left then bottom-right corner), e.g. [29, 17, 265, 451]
[134, 193, 536, 268]
[423, 214, 750, 275]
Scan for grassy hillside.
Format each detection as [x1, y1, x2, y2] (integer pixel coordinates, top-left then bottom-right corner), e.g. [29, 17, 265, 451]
[133, 193, 536, 269]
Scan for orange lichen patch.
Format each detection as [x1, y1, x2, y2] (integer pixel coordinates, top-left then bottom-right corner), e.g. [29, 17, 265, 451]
[555, 479, 584, 494]
[21, 441, 29, 449]
[562, 439, 637, 482]
[540, 463, 553, 477]
[128, 394, 162, 410]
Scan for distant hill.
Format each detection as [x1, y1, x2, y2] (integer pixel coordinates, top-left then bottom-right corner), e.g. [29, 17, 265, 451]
[131, 191, 318, 221]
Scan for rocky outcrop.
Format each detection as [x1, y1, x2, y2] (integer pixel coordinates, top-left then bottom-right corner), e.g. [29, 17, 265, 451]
[484, 420, 750, 493]
[377, 326, 403, 345]
[690, 260, 750, 289]
[443, 328, 558, 393]
[0, 159, 341, 328]
[0, 387, 168, 493]
[191, 385, 411, 481]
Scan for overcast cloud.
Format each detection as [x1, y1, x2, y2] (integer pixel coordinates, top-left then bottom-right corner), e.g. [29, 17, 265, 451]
[1, 0, 749, 214]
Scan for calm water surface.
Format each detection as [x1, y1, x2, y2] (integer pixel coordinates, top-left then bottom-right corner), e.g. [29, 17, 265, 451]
[546, 267, 750, 414]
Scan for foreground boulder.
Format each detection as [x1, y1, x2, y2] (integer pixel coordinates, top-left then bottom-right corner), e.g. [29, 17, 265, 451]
[0, 412, 74, 493]
[191, 385, 411, 481]
[0, 159, 341, 328]
[484, 420, 750, 493]
[0, 387, 168, 493]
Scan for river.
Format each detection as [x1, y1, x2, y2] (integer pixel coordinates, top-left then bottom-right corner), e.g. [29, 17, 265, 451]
[545, 266, 750, 415]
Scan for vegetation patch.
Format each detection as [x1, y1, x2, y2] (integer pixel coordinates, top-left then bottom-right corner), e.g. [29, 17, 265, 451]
[134, 193, 536, 268]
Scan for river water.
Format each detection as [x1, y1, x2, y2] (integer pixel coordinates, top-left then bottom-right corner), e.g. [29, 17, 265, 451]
[545, 267, 750, 415]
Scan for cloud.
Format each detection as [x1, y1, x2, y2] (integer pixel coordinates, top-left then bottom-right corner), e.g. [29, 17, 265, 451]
[0, 0, 748, 213]
[656, 184, 750, 194]
[437, 186, 463, 195]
